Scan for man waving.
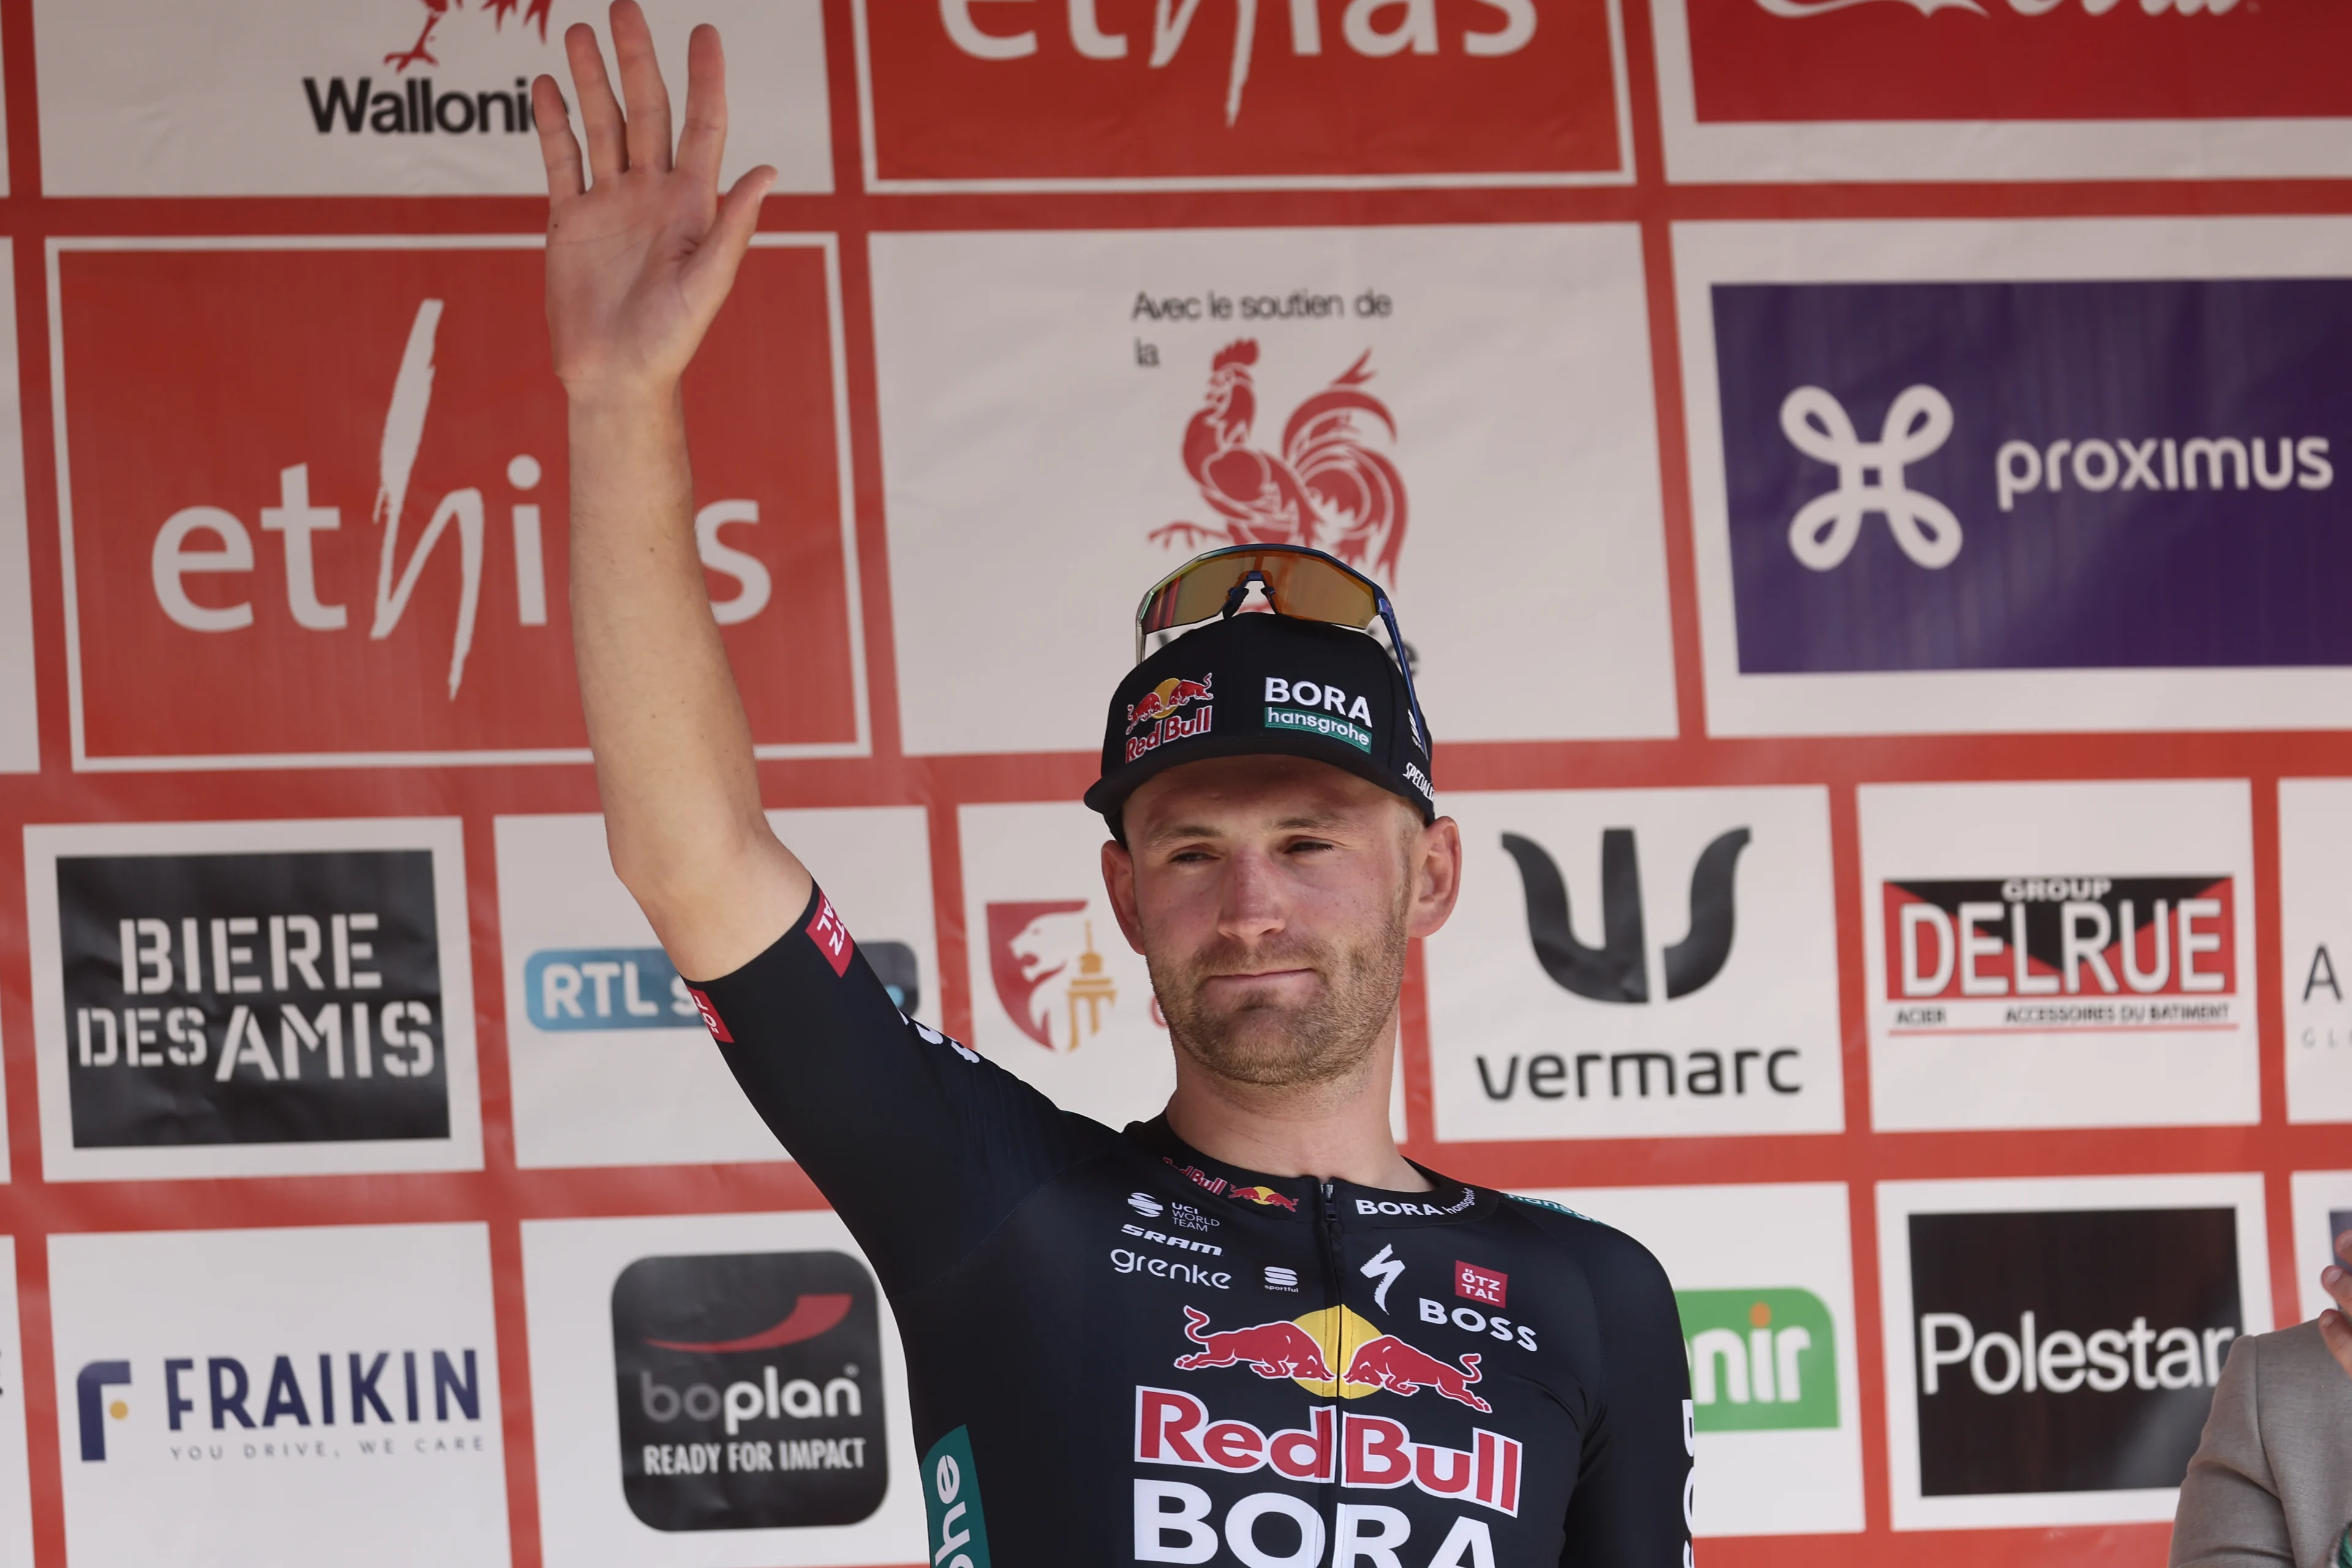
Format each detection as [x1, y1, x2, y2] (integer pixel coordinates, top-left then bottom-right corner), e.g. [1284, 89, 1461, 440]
[535, 8, 1692, 1561]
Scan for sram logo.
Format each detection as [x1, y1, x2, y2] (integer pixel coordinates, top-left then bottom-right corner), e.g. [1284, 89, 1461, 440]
[855, 0, 1627, 189]
[51, 238, 866, 769]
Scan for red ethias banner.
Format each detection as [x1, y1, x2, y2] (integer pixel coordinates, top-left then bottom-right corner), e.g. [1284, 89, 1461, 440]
[1881, 877, 2236, 1002]
[1687, 0, 2352, 124]
[858, 0, 1621, 184]
[55, 241, 861, 766]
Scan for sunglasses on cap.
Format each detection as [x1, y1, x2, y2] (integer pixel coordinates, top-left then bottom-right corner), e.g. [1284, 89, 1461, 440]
[1134, 543, 1431, 751]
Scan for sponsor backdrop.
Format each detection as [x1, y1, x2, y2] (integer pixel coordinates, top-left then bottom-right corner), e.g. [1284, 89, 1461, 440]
[0, 4, 2339, 1567]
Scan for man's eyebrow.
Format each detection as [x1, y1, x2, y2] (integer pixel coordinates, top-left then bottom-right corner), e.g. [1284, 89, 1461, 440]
[1144, 810, 1348, 846]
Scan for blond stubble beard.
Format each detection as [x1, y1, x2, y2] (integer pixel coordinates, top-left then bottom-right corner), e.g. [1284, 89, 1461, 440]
[1145, 893, 1410, 1091]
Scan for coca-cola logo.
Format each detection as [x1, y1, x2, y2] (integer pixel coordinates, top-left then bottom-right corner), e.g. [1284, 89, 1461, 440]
[52, 238, 865, 767]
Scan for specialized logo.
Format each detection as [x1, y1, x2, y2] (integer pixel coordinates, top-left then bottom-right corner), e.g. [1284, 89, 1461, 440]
[60, 850, 449, 1149]
[1677, 1288, 1838, 1433]
[76, 1343, 486, 1465]
[1153, 341, 1406, 581]
[985, 902, 1123, 1051]
[859, 0, 1619, 187]
[1883, 875, 2235, 1035]
[1500, 828, 1750, 1005]
[612, 1251, 887, 1530]
[1908, 1207, 2241, 1496]
[1781, 385, 1960, 570]
[1126, 674, 1216, 762]
[55, 242, 856, 766]
[1174, 1304, 1491, 1412]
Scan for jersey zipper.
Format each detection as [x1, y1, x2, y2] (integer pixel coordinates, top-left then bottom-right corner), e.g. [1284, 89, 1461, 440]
[1317, 1180, 1343, 1536]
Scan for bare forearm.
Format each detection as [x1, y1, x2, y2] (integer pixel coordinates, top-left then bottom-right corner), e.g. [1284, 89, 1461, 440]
[568, 386, 809, 973]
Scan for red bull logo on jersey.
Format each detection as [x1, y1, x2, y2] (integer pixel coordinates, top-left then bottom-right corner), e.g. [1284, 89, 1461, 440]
[1172, 1305, 1493, 1412]
[1229, 1184, 1298, 1212]
[1125, 674, 1216, 763]
[1135, 1388, 1523, 1515]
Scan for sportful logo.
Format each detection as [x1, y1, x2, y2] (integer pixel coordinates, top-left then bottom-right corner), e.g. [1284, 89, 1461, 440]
[1781, 386, 1960, 571]
[1153, 340, 1406, 582]
[940, 0, 1541, 126]
[1498, 829, 1751, 1005]
[1676, 1288, 1838, 1433]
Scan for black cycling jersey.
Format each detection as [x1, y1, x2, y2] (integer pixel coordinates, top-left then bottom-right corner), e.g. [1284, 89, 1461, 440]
[689, 886, 1694, 1567]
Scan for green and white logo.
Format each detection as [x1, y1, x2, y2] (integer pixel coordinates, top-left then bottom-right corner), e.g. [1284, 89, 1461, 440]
[1676, 1287, 1838, 1433]
[1264, 707, 1372, 753]
[924, 1426, 991, 1568]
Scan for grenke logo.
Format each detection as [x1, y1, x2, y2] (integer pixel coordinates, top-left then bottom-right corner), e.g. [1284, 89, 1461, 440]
[302, 0, 551, 141]
[58, 850, 450, 1149]
[56, 243, 859, 763]
[1907, 1207, 2241, 1496]
[1479, 826, 1802, 1104]
[858, 0, 1624, 185]
[75, 1342, 487, 1466]
[612, 1251, 887, 1531]
[1882, 875, 2234, 1034]
[1712, 279, 2352, 677]
[525, 941, 921, 1030]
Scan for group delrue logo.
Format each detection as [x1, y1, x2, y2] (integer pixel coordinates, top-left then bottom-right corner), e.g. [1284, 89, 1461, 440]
[302, 0, 552, 141]
[75, 1343, 488, 1466]
[1881, 874, 2236, 1035]
[611, 1251, 888, 1531]
[1676, 1288, 1838, 1434]
[58, 850, 450, 1149]
[524, 941, 921, 1030]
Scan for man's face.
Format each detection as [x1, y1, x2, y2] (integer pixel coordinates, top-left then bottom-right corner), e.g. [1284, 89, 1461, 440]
[1101, 755, 1461, 1091]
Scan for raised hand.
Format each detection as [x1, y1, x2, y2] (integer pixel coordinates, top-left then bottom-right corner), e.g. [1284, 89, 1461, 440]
[2324, 1229, 2352, 1379]
[532, 1, 775, 400]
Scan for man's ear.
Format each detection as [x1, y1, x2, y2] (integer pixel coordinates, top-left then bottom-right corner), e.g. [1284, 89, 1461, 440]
[1101, 837, 1147, 953]
[1406, 815, 1463, 941]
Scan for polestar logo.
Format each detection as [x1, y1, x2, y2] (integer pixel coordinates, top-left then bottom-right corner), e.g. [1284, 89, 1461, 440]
[1781, 385, 1961, 571]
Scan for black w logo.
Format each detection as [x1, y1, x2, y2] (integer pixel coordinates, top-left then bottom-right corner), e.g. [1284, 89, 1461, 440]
[1499, 829, 1751, 1004]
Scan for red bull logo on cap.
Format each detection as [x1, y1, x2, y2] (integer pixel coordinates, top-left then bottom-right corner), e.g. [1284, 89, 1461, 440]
[1124, 674, 1216, 763]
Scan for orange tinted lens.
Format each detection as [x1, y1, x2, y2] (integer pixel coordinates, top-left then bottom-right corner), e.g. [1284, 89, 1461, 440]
[1138, 549, 1378, 638]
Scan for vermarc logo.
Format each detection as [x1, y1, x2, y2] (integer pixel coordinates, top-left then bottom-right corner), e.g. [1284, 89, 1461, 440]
[1499, 828, 1751, 1005]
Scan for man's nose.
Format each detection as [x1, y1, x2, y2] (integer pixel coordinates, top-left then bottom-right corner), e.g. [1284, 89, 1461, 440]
[1216, 850, 1288, 940]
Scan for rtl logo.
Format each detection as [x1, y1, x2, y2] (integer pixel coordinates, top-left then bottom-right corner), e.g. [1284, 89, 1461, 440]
[54, 239, 864, 767]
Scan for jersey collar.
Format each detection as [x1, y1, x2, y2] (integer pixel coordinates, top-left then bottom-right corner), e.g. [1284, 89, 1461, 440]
[1125, 1115, 1494, 1226]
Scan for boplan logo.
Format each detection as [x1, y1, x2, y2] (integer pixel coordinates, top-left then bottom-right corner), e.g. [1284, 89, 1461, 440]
[50, 237, 865, 769]
[611, 1251, 888, 1531]
[74, 1343, 489, 1466]
[1713, 277, 2348, 680]
[853, 0, 1628, 189]
[1678, 1287, 1837, 1433]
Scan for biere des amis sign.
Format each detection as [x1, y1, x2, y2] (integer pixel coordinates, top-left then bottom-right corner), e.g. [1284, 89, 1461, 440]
[26, 818, 482, 1181]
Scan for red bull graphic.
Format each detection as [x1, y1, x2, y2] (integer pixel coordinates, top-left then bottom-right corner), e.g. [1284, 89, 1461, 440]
[1152, 342, 1408, 582]
[1174, 1306, 1333, 1381]
[1124, 673, 1216, 763]
[1229, 1184, 1299, 1212]
[1135, 1388, 1523, 1515]
[1172, 1304, 1492, 1412]
[1166, 1159, 1229, 1197]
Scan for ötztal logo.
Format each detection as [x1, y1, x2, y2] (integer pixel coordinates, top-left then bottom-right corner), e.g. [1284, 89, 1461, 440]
[1153, 340, 1406, 581]
[1755, 0, 2239, 13]
[943, 0, 1539, 126]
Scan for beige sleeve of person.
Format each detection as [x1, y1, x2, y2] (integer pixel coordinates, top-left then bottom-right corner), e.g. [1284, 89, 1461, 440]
[2171, 1333, 2295, 1568]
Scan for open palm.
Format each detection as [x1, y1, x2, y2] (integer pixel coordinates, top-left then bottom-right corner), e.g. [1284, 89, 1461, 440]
[532, 0, 774, 398]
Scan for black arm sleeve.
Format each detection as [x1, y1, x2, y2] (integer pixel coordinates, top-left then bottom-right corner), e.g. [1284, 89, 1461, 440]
[690, 884, 1106, 1299]
[1551, 1216, 1695, 1567]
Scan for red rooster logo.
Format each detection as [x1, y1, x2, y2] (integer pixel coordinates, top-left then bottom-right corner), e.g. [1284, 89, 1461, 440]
[386, 0, 554, 72]
[1150, 341, 1407, 581]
